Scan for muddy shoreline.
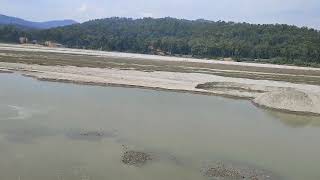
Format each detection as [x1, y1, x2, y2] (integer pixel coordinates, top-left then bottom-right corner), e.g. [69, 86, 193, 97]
[24, 74, 251, 100]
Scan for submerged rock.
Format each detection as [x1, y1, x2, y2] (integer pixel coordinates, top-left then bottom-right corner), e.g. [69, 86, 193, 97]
[201, 161, 275, 180]
[122, 150, 152, 166]
[79, 131, 104, 137]
[203, 164, 244, 179]
[65, 129, 117, 141]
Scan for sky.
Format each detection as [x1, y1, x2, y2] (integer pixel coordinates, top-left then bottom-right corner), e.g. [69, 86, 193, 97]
[1, 0, 320, 29]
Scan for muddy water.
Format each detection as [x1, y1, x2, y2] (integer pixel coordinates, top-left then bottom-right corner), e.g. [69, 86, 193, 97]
[1, 73, 320, 180]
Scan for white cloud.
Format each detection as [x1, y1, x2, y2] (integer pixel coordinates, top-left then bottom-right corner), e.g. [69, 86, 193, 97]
[77, 3, 88, 13]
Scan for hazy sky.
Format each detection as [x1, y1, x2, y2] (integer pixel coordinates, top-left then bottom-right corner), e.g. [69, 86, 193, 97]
[1, 0, 320, 29]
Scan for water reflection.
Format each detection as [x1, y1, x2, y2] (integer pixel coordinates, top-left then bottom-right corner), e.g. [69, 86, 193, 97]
[1, 123, 57, 143]
[265, 110, 320, 128]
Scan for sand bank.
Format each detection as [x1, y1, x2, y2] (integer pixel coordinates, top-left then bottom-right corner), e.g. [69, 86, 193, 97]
[1, 62, 320, 115]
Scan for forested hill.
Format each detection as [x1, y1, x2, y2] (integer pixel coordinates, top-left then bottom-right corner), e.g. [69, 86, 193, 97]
[1, 17, 320, 66]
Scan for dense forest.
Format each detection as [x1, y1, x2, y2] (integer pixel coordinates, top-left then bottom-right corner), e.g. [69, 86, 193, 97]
[1, 17, 320, 66]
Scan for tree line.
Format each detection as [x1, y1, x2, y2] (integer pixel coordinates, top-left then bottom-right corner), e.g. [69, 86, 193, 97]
[1, 17, 320, 66]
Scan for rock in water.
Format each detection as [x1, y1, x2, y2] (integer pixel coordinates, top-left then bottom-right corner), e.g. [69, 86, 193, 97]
[122, 151, 152, 166]
[253, 88, 320, 115]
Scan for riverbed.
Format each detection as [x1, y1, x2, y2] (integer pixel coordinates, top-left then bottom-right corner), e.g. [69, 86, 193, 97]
[1, 73, 320, 180]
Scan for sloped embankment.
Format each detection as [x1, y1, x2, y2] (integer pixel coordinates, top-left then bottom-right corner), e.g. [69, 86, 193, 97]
[253, 88, 320, 115]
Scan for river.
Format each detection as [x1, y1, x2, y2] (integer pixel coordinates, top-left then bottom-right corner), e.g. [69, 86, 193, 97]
[0, 73, 320, 180]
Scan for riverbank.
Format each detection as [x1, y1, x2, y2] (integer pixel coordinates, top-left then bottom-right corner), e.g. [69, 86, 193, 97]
[1, 43, 320, 115]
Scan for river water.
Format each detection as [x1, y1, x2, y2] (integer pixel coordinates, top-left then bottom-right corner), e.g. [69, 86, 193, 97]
[0, 73, 320, 180]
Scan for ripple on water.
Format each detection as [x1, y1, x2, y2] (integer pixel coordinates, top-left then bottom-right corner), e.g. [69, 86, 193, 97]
[7, 105, 35, 120]
[0, 104, 18, 120]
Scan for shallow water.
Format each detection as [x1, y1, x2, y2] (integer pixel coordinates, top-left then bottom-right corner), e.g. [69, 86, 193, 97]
[0, 73, 320, 180]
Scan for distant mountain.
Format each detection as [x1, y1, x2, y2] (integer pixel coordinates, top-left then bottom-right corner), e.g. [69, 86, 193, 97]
[0, 14, 78, 29]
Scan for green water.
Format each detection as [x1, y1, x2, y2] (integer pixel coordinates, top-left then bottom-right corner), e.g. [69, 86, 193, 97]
[0, 73, 320, 180]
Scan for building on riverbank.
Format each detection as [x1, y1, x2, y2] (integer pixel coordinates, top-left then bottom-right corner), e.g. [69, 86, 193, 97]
[19, 37, 28, 44]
